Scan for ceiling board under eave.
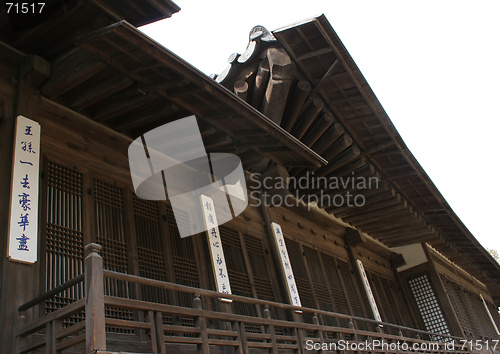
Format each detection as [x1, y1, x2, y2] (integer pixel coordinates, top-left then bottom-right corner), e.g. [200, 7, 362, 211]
[273, 15, 500, 286]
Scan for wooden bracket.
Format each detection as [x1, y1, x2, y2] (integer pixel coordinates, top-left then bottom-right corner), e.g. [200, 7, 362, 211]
[390, 252, 406, 269]
[344, 228, 365, 246]
[21, 55, 50, 87]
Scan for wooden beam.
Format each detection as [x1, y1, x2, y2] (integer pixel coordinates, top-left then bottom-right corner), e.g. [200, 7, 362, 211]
[305, 163, 376, 196]
[70, 75, 133, 110]
[297, 47, 334, 61]
[372, 224, 435, 239]
[335, 194, 403, 219]
[345, 204, 411, 225]
[203, 134, 232, 151]
[282, 80, 311, 131]
[41, 47, 106, 97]
[330, 185, 393, 214]
[137, 78, 188, 93]
[94, 92, 157, 123]
[357, 213, 421, 231]
[301, 110, 334, 147]
[315, 145, 361, 177]
[311, 59, 339, 96]
[360, 141, 395, 158]
[310, 123, 345, 155]
[372, 229, 434, 244]
[328, 155, 370, 177]
[322, 134, 353, 161]
[291, 97, 324, 140]
[113, 102, 179, 133]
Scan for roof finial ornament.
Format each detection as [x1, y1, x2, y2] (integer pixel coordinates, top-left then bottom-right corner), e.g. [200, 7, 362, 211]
[249, 25, 275, 42]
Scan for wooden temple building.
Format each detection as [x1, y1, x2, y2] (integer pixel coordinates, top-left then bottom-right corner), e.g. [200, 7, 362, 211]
[1, 1, 500, 353]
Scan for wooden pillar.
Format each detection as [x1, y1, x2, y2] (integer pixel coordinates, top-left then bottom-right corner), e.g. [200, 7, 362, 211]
[85, 243, 106, 352]
[0, 54, 49, 353]
[258, 195, 301, 326]
[390, 254, 424, 330]
[343, 229, 372, 323]
[422, 243, 464, 337]
[237, 230, 263, 318]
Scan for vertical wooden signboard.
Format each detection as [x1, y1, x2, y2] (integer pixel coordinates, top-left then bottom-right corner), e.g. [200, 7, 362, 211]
[270, 222, 302, 308]
[8, 116, 41, 264]
[201, 194, 232, 301]
[480, 294, 500, 335]
[356, 259, 382, 322]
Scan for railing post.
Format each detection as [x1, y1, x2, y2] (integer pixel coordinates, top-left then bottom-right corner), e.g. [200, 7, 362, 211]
[194, 294, 209, 354]
[154, 311, 166, 354]
[85, 243, 106, 353]
[349, 317, 359, 343]
[313, 313, 326, 354]
[264, 305, 277, 353]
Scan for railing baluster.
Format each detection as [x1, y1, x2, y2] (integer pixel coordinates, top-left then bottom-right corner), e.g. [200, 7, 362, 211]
[233, 321, 247, 354]
[264, 305, 278, 353]
[146, 311, 158, 354]
[84, 243, 106, 352]
[194, 295, 210, 353]
[155, 311, 166, 354]
[313, 314, 327, 354]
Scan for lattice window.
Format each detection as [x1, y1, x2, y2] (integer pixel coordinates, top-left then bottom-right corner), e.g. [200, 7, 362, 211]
[408, 274, 451, 340]
[133, 195, 168, 304]
[166, 206, 198, 327]
[440, 276, 478, 337]
[45, 162, 85, 326]
[220, 228, 252, 297]
[472, 294, 500, 339]
[244, 234, 275, 302]
[243, 233, 285, 326]
[167, 207, 198, 288]
[487, 302, 500, 334]
[337, 259, 365, 319]
[322, 254, 350, 317]
[366, 271, 407, 329]
[285, 239, 314, 307]
[94, 179, 133, 331]
[302, 246, 336, 327]
[441, 275, 499, 339]
[386, 278, 413, 328]
[220, 227, 260, 334]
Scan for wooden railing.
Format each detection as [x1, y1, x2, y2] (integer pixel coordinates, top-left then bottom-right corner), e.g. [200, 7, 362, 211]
[16, 243, 470, 353]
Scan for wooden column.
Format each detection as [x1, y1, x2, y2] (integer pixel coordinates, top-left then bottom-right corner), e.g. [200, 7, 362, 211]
[258, 195, 301, 324]
[390, 255, 423, 330]
[344, 230, 377, 328]
[237, 230, 263, 318]
[422, 243, 464, 337]
[158, 203, 178, 306]
[85, 243, 106, 352]
[0, 54, 49, 353]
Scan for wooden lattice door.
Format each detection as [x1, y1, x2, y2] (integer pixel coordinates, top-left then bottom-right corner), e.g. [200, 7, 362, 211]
[133, 195, 169, 303]
[44, 161, 85, 324]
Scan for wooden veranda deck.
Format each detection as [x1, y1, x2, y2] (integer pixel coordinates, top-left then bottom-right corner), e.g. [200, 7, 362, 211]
[15, 244, 471, 353]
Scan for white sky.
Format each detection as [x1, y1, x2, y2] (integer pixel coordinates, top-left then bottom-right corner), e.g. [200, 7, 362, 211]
[140, 0, 500, 251]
